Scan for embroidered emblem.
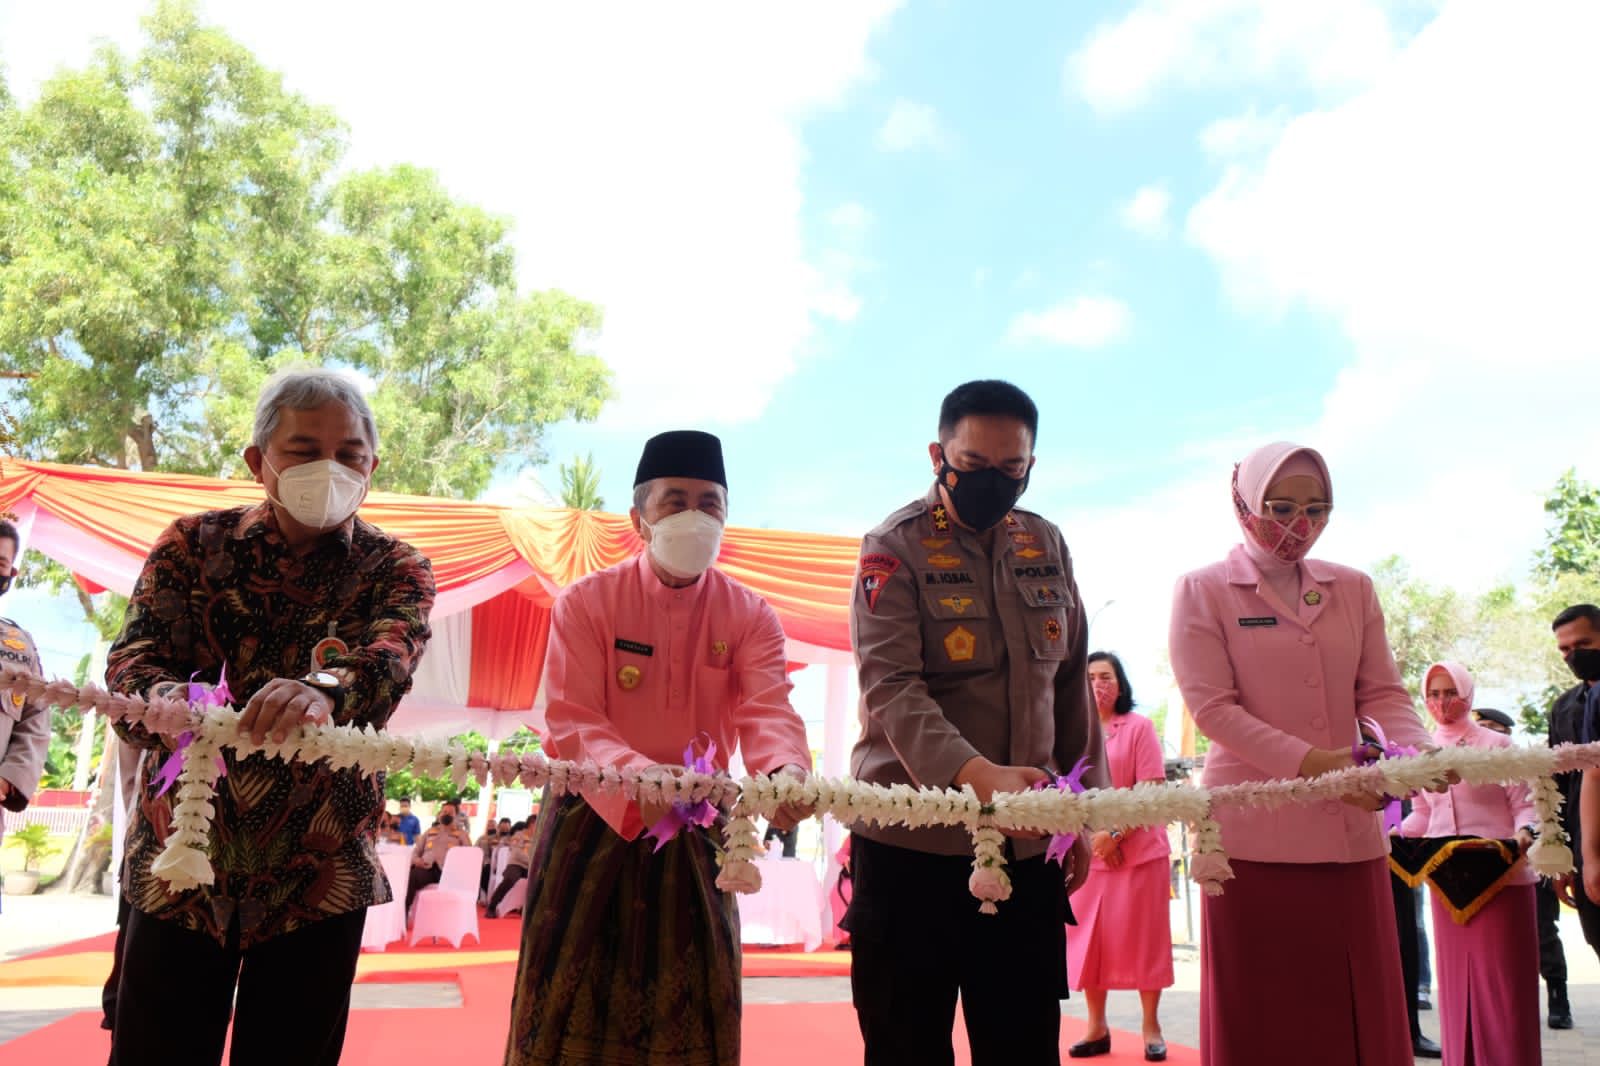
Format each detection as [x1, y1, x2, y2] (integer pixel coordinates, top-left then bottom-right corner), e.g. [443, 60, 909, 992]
[921, 537, 953, 550]
[1009, 532, 1037, 546]
[311, 637, 347, 669]
[931, 505, 951, 532]
[859, 553, 902, 612]
[1, 638, 25, 651]
[939, 595, 975, 615]
[1043, 618, 1062, 642]
[617, 665, 643, 691]
[711, 640, 729, 656]
[1015, 547, 1044, 561]
[1304, 590, 1323, 606]
[1033, 585, 1067, 606]
[943, 625, 977, 663]
[926, 553, 962, 569]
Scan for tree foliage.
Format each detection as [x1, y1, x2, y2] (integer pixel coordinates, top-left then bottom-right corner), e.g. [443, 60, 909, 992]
[1537, 469, 1600, 580]
[558, 452, 606, 511]
[0, 0, 611, 496]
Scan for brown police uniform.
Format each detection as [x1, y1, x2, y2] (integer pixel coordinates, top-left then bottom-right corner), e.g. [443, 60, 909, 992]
[844, 487, 1108, 1064]
[406, 823, 472, 907]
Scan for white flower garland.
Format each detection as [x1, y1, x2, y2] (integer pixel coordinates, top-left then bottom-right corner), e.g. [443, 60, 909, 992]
[6, 668, 1595, 910]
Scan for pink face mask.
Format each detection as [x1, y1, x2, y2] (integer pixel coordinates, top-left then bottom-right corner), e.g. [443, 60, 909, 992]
[1232, 468, 1325, 563]
[1091, 679, 1119, 712]
[1425, 695, 1470, 726]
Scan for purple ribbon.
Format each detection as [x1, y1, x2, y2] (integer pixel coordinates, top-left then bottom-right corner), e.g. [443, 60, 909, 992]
[643, 740, 719, 852]
[1353, 716, 1418, 832]
[154, 669, 235, 795]
[1035, 755, 1092, 866]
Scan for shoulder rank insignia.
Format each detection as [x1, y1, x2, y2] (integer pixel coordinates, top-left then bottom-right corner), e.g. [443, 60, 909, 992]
[931, 505, 951, 532]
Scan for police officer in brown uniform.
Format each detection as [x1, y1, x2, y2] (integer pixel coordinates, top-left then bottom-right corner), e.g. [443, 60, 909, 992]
[406, 801, 473, 907]
[845, 380, 1107, 1065]
[0, 518, 49, 915]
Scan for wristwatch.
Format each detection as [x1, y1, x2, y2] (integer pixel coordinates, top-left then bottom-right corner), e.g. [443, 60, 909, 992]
[300, 671, 346, 718]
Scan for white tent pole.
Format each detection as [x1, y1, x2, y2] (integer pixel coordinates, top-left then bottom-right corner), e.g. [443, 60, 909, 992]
[821, 661, 852, 859]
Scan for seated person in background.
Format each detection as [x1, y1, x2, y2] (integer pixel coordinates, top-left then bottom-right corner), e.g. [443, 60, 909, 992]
[377, 811, 407, 846]
[488, 821, 534, 918]
[1474, 707, 1515, 736]
[407, 800, 472, 908]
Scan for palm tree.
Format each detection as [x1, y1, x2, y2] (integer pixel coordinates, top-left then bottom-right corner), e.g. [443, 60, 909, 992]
[558, 453, 605, 511]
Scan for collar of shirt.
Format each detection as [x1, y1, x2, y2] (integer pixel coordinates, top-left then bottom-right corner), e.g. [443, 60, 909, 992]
[232, 500, 356, 554]
[635, 549, 709, 607]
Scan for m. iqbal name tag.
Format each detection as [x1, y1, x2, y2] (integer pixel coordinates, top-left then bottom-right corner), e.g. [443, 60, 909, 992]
[1237, 617, 1277, 628]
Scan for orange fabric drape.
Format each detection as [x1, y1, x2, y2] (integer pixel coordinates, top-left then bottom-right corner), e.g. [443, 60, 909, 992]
[467, 592, 552, 710]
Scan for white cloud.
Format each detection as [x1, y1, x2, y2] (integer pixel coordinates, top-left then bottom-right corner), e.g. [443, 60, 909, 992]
[827, 201, 874, 232]
[0, 0, 902, 430]
[1067, 0, 1400, 115]
[1198, 105, 1290, 159]
[875, 98, 949, 153]
[1006, 295, 1131, 349]
[1120, 182, 1172, 236]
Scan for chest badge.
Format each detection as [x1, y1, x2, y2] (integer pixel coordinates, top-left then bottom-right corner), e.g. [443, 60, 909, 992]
[1014, 547, 1043, 561]
[921, 537, 952, 550]
[943, 625, 977, 663]
[617, 665, 643, 691]
[711, 639, 729, 656]
[939, 595, 974, 615]
[311, 637, 348, 669]
[1043, 617, 1062, 642]
[1303, 590, 1323, 606]
[2, 637, 25, 651]
[927, 552, 962, 569]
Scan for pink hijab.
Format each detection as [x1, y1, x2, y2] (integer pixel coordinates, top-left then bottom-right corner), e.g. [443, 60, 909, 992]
[1231, 442, 1332, 607]
[1423, 661, 1477, 708]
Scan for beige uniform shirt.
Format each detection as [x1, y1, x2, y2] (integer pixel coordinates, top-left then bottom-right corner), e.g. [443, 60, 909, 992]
[413, 824, 472, 867]
[849, 490, 1108, 856]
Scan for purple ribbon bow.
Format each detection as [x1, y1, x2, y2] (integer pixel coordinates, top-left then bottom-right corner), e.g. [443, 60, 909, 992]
[1353, 716, 1418, 832]
[643, 740, 719, 852]
[154, 669, 234, 797]
[1035, 755, 1092, 866]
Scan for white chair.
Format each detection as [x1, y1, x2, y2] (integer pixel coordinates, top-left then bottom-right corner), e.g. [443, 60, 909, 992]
[484, 845, 510, 904]
[494, 876, 529, 918]
[361, 846, 414, 952]
[408, 846, 481, 948]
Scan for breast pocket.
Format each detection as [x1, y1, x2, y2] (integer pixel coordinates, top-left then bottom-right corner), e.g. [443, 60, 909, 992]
[1018, 583, 1069, 662]
[0, 690, 21, 723]
[920, 587, 994, 673]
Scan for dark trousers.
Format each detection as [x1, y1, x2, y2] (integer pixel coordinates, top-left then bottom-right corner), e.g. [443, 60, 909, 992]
[844, 836, 1067, 1066]
[1390, 872, 1422, 1040]
[110, 906, 366, 1066]
[488, 863, 529, 915]
[406, 863, 441, 909]
[100, 893, 132, 1030]
[1537, 878, 1569, 987]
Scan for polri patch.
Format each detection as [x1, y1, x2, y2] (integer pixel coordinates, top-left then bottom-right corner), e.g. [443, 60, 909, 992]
[859, 553, 902, 612]
[615, 638, 655, 657]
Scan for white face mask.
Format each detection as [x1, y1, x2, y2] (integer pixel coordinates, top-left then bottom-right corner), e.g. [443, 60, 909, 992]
[266, 459, 369, 531]
[642, 509, 724, 579]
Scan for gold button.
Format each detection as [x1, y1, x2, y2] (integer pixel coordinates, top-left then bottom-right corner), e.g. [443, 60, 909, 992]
[617, 665, 642, 690]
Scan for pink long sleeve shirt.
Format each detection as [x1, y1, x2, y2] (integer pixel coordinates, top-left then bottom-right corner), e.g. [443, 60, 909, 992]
[1400, 722, 1538, 885]
[542, 552, 812, 840]
[1169, 546, 1432, 864]
[1095, 711, 1170, 870]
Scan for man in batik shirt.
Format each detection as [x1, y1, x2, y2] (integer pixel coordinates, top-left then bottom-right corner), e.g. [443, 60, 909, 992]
[106, 368, 433, 1066]
[504, 430, 811, 1066]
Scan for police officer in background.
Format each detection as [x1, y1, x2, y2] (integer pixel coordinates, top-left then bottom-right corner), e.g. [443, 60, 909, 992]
[406, 800, 472, 907]
[844, 380, 1107, 1064]
[0, 518, 48, 914]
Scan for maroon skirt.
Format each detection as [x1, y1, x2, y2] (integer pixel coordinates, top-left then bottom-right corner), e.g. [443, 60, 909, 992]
[1432, 882, 1540, 1066]
[1201, 858, 1412, 1066]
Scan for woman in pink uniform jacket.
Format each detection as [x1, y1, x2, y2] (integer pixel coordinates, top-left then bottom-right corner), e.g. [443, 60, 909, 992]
[1400, 661, 1540, 1066]
[1169, 442, 1433, 1066]
[1067, 651, 1173, 1063]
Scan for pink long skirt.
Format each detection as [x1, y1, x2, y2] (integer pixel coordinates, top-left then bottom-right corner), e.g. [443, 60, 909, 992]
[1200, 858, 1412, 1066]
[1431, 882, 1540, 1066]
[1068, 855, 1174, 990]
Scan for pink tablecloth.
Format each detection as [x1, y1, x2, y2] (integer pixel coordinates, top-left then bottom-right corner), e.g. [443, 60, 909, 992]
[737, 857, 826, 951]
[361, 845, 413, 952]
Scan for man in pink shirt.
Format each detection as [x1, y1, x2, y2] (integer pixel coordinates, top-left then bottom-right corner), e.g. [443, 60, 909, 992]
[503, 430, 812, 1066]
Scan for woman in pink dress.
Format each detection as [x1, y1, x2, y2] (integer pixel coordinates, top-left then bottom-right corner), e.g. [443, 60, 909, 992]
[1067, 651, 1173, 1062]
[1169, 441, 1433, 1066]
[1399, 661, 1541, 1066]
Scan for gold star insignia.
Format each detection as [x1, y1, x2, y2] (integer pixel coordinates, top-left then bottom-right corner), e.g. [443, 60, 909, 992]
[931, 505, 951, 532]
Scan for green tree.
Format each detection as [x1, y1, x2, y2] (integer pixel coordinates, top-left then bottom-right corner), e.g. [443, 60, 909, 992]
[0, 1, 611, 496]
[1371, 555, 1472, 708]
[1536, 469, 1600, 580]
[558, 452, 606, 510]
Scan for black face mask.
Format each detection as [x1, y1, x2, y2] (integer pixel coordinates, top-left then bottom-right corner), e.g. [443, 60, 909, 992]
[439, 814, 455, 827]
[0, 572, 11, 596]
[1567, 647, 1600, 682]
[937, 450, 1028, 532]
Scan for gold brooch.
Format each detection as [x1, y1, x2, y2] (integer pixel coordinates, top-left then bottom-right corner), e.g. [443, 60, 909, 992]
[1303, 590, 1323, 606]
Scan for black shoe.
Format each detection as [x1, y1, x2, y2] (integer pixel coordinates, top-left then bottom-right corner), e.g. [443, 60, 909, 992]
[1550, 984, 1574, 1029]
[1412, 1035, 1442, 1059]
[1144, 1038, 1168, 1062]
[1067, 1034, 1111, 1058]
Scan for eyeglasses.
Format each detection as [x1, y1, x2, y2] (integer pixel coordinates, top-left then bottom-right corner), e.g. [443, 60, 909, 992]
[1262, 499, 1333, 523]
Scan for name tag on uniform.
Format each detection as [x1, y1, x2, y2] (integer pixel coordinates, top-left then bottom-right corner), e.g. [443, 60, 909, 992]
[615, 638, 654, 656]
[1237, 617, 1278, 628]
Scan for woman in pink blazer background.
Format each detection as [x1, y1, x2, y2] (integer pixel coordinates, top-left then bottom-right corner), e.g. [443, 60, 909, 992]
[1400, 661, 1540, 1066]
[1169, 442, 1433, 1066]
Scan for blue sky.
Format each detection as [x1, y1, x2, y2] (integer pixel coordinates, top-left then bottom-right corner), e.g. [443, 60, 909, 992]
[3, 1, 1598, 717]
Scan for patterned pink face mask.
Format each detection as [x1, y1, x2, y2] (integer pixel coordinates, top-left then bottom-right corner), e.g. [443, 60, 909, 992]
[1232, 467, 1325, 563]
[1091, 679, 1118, 712]
[1425, 695, 1470, 726]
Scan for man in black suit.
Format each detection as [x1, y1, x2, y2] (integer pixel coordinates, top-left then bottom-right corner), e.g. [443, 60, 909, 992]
[1545, 603, 1600, 1028]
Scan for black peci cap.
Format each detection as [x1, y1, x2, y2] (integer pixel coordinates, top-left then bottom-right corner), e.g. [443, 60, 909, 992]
[633, 430, 727, 489]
